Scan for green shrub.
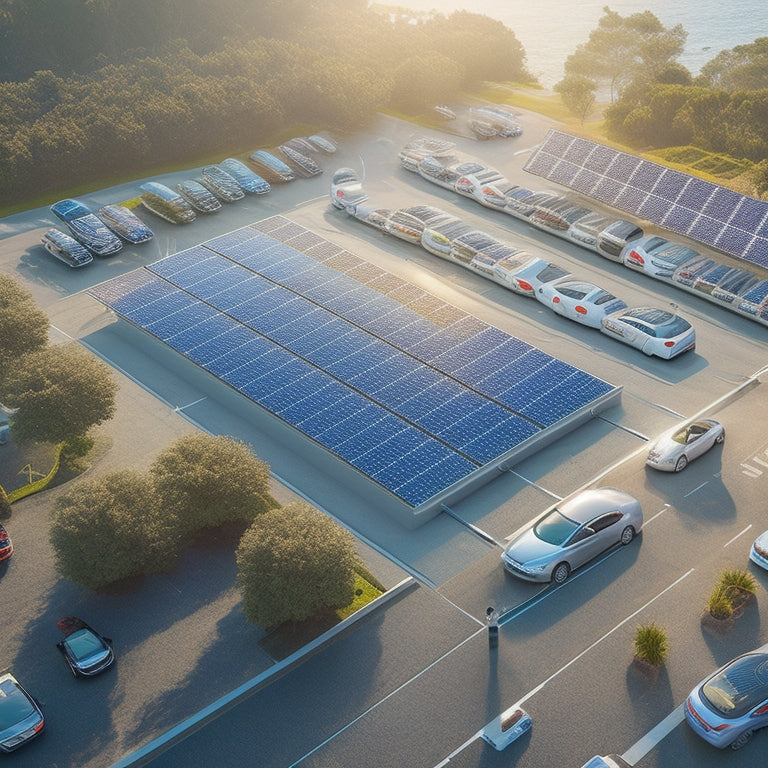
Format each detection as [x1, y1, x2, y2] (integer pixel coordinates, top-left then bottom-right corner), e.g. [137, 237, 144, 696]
[633, 623, 670, 666]
[707, 587, 734, 620]
[717, 569, 757, 595]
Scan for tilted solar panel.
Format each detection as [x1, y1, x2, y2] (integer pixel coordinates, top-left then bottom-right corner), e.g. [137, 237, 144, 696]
[525, 129, 768, 268]
[89, 216, 619, 518]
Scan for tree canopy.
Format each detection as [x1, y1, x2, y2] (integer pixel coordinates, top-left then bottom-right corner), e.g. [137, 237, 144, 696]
[563, 7, 686, 101]
[1, 343, 117, 445]
[150, 433, 275, 533]
[50, 469, 178, 590]
[699, 38, 768, 92]
[236, 502, 359, 627]
[0, 274, 49, 373]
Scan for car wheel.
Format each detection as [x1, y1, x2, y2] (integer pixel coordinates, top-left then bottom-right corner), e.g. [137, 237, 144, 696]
[552, 562, 570, 585]
[715, 431, 725, 444]
[730, 729, 753, 750]
[620, 525, 635, 545]
[674, 455, 688, 472]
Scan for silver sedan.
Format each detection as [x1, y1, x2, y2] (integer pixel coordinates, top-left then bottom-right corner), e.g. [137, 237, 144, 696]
[646, 419, 724, 472]
[502, 488, 643, 584]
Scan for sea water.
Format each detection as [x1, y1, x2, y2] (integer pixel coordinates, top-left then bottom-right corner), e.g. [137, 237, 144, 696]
[390, 0, 768, 87]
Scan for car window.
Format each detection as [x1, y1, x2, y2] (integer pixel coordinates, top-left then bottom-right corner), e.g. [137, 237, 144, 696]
[590, 512, 622, 532]
[534, 508, 580, 545]
[558, 285, 589, 300]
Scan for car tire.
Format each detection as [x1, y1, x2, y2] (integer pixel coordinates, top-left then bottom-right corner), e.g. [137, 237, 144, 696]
[730, 729, 753, 750]
[552, 562, 570, 585]
[674, 455, 688, 472]
[716, 431, 725, 444]
[620, 525, 635, 545]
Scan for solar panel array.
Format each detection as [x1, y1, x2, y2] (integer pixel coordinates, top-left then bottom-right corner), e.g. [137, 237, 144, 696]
[524, 130, 768, 269]
[89, 215, 617, 509]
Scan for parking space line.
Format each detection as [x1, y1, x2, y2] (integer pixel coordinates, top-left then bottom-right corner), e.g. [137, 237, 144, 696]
[684, 481, 708, 497]
[724, 524, 752, 548]
[621, 705, 685, 765]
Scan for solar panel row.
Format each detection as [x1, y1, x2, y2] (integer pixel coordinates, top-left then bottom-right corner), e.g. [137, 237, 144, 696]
[90, 217, 618, 512]
[524, 130, 768, 269]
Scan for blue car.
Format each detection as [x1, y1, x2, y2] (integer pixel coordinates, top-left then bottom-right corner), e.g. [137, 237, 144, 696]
[98, 204, 154, 244]
[40, 229, 93, 268]
[219, 158, 271, 194]
[50, 199, 123, 256]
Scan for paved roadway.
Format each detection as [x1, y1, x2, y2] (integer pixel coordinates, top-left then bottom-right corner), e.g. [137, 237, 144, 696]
[1, 108, 766, 767]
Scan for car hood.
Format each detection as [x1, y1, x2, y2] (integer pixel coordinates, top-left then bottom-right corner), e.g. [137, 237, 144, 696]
[504, 529, 558, 564]
[648, 433, 685, 458]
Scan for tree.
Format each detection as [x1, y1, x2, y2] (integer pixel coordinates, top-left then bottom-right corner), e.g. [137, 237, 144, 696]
[236, 502, 359, 627]
[555, 75, 597, 124]
[0, 274, 49, 373]
[50, 469, 178, 590]
[1, 343, 117, 445]
[699, 38, 768, 92]
[564, 7, 686, 102]
[150, 433, 274, 535]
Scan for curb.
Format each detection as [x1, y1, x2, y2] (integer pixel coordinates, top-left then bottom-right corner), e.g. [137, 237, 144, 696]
[110, 576, 418, 768]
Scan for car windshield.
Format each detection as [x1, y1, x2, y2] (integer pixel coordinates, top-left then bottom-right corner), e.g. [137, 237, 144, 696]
[0, 678, 35, 728]
[702, 653, 768, 718]
[534, 508, 580, 546]
[65, 628, 104, 662]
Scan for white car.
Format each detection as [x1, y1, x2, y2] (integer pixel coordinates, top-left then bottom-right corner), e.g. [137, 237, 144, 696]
[621, 235, 701, 279]
[600, 307, 695, 359]
[453, 168, 511, 208]
[749, 530, 768, 571]
[536, 279, 628, 329]
[646, 419, 724, 472]
[329, 168, 368, 211]
[494, 256, 570, 297]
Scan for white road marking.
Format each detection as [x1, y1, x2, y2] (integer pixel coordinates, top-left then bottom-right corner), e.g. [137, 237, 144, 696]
[753, 455, 768, 468]
[741, 463, 763, 477]
[174, 396, 207, 411]
[684, 481, 708, 497]
[724, 524, 752, 548]
[642, 505, 670, 527]
[621, 705, 685, 764]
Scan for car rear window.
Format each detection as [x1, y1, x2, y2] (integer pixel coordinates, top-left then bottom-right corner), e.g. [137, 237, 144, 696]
[702, 653, 768, 718]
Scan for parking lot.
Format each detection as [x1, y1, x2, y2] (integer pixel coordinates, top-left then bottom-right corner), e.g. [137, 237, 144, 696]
[1, 109, 767, 767]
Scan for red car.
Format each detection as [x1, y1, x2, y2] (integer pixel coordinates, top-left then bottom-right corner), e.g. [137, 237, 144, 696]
[0, 524, 12, 561]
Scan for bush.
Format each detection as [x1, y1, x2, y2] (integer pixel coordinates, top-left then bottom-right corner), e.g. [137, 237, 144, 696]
[707, 587, 734, 620]
[717, 569, 757, 595]
[236, 502, 359, 628]
[633, 623, 670, 666]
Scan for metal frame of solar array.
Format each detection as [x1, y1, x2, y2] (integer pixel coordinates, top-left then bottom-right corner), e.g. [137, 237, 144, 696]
[89, 215, 618, 515]
[524, 130, 768, 270]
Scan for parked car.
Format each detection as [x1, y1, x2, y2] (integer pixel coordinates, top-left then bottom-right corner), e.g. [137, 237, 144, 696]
[329, 168, 368, 211]
[595, 219, 643, 261]
[40, 229, 93, 268]
[646, 419, 724, 472]
[749, 530, 768, 572]
[50, 198, 123, 256]
[421, 217, 473, 257]
[383, 209, 426, 243]
[56, 617, 114, 677]
[0, 523, 12, 561]
[711, 268, 760, 306]
[600, 307, 696, 359]
[219, 158, 271, 194]
[0, 673, 44, 752]
[494, 257, 570, 297]
[736, 279, 768, 318]
[672, 255, 717, 288]
[305, 134, 337, 154]
[248, 150, 296, 183]
[177, 180, 223, 214]
[536, 279, 628, 329]
[200, 166, 245, 202]
[97, 204, 154, 244]
[566, 212, 613, 251]
[621, 236, 701, 280]
[501, 488, 643, 584]
[685, 642, 768, 750]
[352, 204, 391, 233]
[139, 182, 197, 224]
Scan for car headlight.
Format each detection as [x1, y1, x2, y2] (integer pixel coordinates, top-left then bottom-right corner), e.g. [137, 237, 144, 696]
[517, 561, 548, 574]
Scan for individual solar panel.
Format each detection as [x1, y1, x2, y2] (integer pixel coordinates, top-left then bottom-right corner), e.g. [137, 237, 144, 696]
[89, 216, 619, 513]
[525, 129, 768, 267]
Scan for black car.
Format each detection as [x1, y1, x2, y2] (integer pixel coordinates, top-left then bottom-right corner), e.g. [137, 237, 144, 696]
[56, 617, 114, 677]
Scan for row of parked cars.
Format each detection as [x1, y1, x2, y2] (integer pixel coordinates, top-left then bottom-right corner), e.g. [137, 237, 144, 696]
[397, 136, 768, 327]
[42, 135, 337, 265]
[330, 169, 696, 360]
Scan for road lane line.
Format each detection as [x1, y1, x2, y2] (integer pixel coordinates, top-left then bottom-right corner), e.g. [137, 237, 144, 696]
[642, 505, 670, 528]
[724, 524, 752, 548]
[514, 569, 695, 708]
[621, 705, 685, 765]
[753, 456, 768, 468]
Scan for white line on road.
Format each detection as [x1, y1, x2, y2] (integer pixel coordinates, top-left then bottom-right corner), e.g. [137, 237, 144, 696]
[642, 505, 671, 528]
[753, 455, 768, 468]
[621, 705, 685, 765]
[174, 396, 207, 411]
[741, 463, 762, 476]
[684, 481, 708, 497]
[513, 569, 695, 708]
[724, 524, 752, 548]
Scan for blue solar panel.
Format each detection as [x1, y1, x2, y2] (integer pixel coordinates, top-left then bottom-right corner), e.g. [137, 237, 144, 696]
[525, 129, 768, 268]
[89, 216, 619, 510]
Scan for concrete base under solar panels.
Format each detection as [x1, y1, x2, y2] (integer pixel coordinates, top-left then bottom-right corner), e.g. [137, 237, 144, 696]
[408, 385, 622, 527]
